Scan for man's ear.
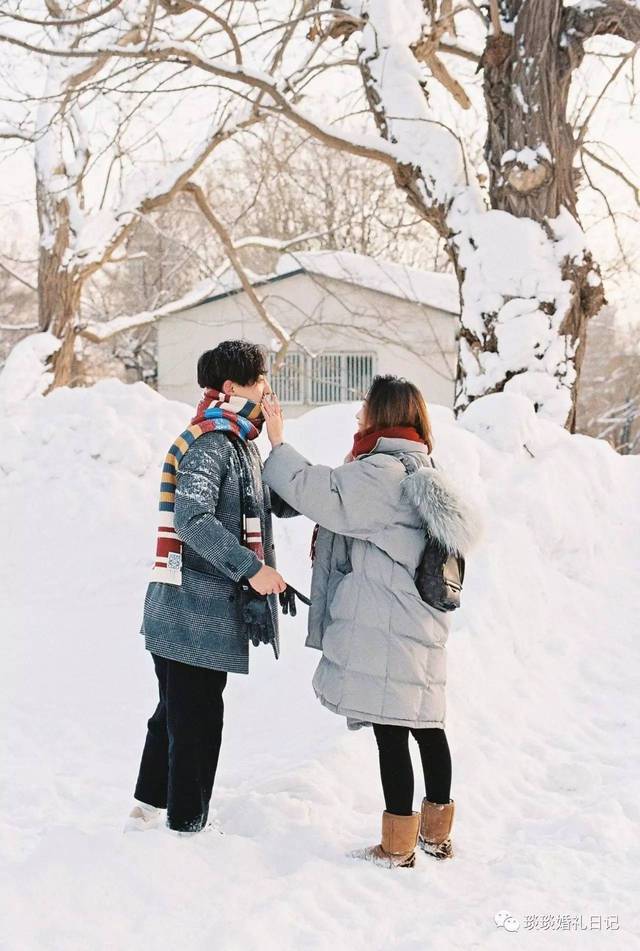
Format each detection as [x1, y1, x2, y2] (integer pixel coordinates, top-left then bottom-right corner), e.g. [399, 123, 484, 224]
[221, 379, 234, 395]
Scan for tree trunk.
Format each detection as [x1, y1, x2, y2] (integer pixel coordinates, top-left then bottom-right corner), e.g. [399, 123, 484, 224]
[336, 0, 608, 429]
[479, 0, 605, 430]
[39, 270, 82, 389]
[34, 103, 84, 390]
[36, 185, 83, 389]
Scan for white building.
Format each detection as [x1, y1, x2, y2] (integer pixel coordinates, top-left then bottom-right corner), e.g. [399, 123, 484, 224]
[157, 250, 460, 416]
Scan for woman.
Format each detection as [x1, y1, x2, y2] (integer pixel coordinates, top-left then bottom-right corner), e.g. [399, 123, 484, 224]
[262, 375, 481, 869]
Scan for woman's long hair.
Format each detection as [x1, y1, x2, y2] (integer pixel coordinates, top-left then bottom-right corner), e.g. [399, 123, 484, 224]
[362, 374, 434, 453]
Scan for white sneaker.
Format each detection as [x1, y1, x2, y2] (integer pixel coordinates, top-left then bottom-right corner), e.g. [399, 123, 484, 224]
[123, 801, 163, 833]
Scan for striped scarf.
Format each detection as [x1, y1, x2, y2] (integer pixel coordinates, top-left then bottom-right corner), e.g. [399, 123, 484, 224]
[151, 388, 264, 586]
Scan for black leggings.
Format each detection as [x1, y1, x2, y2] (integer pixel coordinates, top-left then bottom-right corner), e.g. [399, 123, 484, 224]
[373, 723, 452, 816]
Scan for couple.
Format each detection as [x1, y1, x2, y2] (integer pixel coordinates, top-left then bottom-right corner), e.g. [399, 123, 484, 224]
[127, 339, 480, 870]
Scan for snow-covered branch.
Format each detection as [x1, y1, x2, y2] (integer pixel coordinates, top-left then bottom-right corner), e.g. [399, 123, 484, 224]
[0, 121, 33, 141]
[72, 106, 263, 271]
[564, 0, 640, 42]
[0, 0, 124, 28]
[15, 30, 399, 276]
[0, 35, 401, 170]
[232, 230, 330, 252]
[79, 278, 225, 343]
[315, 0, 615, 427]
[1, 0, 631, 415]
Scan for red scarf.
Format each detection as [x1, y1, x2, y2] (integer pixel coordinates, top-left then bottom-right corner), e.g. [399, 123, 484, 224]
[351, 425, 425, 459]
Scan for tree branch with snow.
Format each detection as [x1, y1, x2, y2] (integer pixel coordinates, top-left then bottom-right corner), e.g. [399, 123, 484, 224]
[310, 0, 638, 428]
[1, 0, 637, 425]
[563, 0, 640, 42]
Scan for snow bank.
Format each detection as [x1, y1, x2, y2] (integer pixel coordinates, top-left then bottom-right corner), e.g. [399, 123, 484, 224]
[1, 381, 639, 949]
[0, 331, 59, 404]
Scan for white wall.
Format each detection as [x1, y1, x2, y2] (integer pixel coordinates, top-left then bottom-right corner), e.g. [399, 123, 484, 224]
[157, 271, 458, 414]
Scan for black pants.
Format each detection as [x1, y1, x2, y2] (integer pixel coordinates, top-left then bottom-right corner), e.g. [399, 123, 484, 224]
[373, 723, 452, 816]
[134, 653, 228, 832]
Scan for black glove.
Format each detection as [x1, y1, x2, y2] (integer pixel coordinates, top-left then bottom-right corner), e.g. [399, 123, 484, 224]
[279, 584, 312, 617]
[238, 580, 276, 647]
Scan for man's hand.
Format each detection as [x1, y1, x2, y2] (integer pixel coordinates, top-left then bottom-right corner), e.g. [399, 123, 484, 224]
[248, 563, 287, 595]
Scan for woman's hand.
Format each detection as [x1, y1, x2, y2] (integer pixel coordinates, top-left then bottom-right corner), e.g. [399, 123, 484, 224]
[262, 392, 284, 448]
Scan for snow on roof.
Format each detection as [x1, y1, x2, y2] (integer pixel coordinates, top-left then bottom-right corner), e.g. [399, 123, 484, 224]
[275, 250, 460, 314]
[180, 250, 460, 315]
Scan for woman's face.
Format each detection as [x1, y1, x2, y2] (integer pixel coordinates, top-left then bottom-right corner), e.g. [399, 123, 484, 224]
[355, 401, 367, 432]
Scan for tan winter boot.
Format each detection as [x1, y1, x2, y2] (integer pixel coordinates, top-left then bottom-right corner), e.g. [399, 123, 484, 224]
[349, 811, 420, 869]
[419, 798, 455, 859]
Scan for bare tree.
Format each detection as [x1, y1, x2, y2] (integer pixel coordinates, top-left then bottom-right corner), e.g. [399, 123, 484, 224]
[1, 1, 638, 431]
[0, 1, 359, 386]
[79, 192, 211, 382]
[204, 119, 452, 272]
[578, 306, 640, 453]
[313, 0, 640, 429]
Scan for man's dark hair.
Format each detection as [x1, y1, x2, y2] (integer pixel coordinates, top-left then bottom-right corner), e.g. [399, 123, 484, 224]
[197, 340, 268, 391]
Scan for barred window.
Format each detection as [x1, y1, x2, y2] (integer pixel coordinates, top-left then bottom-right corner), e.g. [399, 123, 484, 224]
[268, 351, 376, 405]
[268, 350, 304, 404]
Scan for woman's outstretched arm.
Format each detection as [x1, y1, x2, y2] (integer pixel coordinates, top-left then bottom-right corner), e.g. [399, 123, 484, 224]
[263, 441, 397, 539]
[261, 391, 397, 537]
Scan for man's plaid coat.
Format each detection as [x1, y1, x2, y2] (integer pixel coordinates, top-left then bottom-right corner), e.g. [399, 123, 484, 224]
[141, 430, 295, 673]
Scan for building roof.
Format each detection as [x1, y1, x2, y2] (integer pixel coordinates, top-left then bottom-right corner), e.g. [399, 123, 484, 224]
[276, 251, 460, 314]
[174, 250, 460, 315]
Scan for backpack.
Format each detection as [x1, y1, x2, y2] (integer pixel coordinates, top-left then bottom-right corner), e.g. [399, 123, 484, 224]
[400, 455, 466, 613]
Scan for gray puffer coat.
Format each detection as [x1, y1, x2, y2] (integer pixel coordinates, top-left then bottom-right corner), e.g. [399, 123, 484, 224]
[262, 437, 481, 729]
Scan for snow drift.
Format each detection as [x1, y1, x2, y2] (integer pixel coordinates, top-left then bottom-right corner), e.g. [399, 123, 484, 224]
[1, 378, 638, 950]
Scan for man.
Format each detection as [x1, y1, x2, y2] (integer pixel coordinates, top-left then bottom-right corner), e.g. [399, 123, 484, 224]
[126, 340, 296, 836]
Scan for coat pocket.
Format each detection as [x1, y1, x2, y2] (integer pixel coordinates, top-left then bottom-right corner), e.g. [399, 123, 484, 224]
[327, 565, 356, 623]
[181, 564, 236, 600]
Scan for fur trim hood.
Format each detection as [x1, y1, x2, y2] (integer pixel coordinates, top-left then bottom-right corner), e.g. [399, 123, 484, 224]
[401, 466, 483, 556]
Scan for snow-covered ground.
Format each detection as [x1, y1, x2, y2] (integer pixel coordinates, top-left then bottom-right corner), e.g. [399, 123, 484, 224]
[1, 378, 638, 950]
